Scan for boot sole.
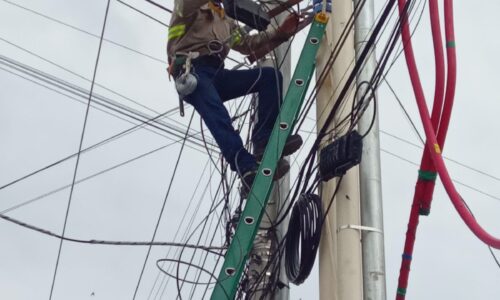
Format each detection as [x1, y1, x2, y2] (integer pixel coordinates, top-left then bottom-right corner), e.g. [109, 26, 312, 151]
[255, 135, 303, 161]
[282, 135, 303, 157]
[273, 158, 290, 180]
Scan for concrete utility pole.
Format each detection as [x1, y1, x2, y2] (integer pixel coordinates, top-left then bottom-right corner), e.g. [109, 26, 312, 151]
[248, 4, 291, 299]
[353, 0, 387, 299]
[317, 1, 363, 300]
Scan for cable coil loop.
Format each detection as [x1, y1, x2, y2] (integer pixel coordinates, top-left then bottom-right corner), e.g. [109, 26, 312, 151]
[285, 193, 323, 285]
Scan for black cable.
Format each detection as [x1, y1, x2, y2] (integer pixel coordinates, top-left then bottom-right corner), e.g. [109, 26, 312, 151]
[256, 2, 414, 284]
[177, 98, 267, 299]
[170, 75, 259, 298]
[229, 0, 392, 290]
[0, 55, 215, 150]
[0, 135, 205, 215]
[0, 0, 166, 63]
[1, 0, 247, 67]
[285, 193, 322, 284]
[147, 159, 217, 300]
[153, 90, 253, 299]
[132, 110, 195, 300]
[154, 94, 253, 299]
[116, 0, 169, 26]
[381, 149, 500, 202]
[0, 111, 168, 191]
[381, 129, 500, 183]
[384, 77, 425, 143]
[0, 37, 168, 115]
[488, 246, 500, 269]
[153, 172, 224, 299]
[144, 0, 173, 13]
[49, 1, 111, 299]
[0, 213, 224, 254]
[156, 258, 231, 300]
[293, 0, 368, 132]
[269, 0, 387, 230]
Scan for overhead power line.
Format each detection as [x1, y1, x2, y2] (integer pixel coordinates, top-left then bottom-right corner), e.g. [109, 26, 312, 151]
[0, 213, 225, 254]
[144, 0, 173, 13]
[0, 0, 246, 66]
[0, 0, 165, 63]
[381, 148, 500, 202]
[132, 111, 194, 300]
[0, 137, 196, 214]
[380, 129, 500, 183]
[116, 0, 170, 26]
[0, 54, 218, 150]
[49, 1, 111, 299]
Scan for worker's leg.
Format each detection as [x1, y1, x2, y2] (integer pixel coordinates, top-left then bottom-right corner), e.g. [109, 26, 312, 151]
[184, 65, 257, 175]
[214, 66, 283, 145]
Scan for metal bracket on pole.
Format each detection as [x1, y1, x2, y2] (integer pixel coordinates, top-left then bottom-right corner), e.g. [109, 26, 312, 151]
[210, 14, 329, 300]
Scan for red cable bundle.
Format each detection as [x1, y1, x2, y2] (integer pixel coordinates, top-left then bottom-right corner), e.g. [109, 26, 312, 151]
[396, 0, 500, 299]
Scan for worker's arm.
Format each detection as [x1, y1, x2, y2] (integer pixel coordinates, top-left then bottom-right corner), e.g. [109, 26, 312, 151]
[230, 14, 302, 56]
[174, 0, 209, 17]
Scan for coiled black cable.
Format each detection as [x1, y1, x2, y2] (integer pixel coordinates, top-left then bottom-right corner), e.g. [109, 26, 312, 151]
[285, 193, 323, 285]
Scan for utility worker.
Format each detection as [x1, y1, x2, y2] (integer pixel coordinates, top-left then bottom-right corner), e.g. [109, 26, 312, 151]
[168, 0, 305, 196]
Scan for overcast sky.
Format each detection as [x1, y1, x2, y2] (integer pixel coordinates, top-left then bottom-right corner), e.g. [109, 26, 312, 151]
[0, 0, 499, 299]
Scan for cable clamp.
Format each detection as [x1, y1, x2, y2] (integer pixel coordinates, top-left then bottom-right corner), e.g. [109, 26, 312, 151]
[337, 224, 383, 234]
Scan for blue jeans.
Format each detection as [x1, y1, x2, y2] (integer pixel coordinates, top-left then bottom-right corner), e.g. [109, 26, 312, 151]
[183, 63, 283, 176]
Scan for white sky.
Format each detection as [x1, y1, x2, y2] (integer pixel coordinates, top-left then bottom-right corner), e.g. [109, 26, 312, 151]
[0, 0, 499, 299]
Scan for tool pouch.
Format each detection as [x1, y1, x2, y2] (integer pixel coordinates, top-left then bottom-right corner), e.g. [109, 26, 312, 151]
[171, 53, 199, 116]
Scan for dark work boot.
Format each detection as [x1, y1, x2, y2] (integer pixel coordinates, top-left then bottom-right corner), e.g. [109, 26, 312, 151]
[240, 168, 257, 199]
[239, 158, 290, 199]
[274, 158, 290, 180]
[254, 134, 303, 161]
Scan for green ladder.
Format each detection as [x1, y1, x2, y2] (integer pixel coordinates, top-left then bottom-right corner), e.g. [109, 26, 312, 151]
[211, 13, 329, 300]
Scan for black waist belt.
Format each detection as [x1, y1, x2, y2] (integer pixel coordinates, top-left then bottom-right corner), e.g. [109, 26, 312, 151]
[172, 55, 224, 78]
[192, 55, 224, 68]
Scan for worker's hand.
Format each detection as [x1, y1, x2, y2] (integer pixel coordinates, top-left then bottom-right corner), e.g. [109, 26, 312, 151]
[277, 13, 301, 37]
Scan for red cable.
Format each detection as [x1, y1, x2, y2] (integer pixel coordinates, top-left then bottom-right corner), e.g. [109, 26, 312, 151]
[396, 0, 500, 298]
[418, 0, 447, 214]
[395, 1, 446, 298]
[420, 0, 458, 214]
[401, 0, 500, 249]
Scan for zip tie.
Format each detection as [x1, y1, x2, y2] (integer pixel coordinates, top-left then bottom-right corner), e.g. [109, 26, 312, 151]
[337, 224, 383, 234]
[418, 170, 438, 181]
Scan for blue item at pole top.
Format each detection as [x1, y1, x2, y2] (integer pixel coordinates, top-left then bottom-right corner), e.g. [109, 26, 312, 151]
[313, 0, 332, 13]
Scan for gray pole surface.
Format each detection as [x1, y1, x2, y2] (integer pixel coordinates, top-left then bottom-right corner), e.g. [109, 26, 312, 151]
[317, 1, 363, 299]
[353, 0, 387, 299]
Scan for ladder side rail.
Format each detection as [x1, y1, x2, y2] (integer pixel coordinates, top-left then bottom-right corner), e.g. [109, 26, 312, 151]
[210, 16, 329, 300]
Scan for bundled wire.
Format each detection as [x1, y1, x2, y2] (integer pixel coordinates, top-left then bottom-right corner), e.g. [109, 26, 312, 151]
[397, 0, 500, 298]
[285, 193, 323, 285]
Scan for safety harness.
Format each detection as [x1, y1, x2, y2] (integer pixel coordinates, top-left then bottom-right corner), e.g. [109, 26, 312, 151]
[167, 1, 244, 116]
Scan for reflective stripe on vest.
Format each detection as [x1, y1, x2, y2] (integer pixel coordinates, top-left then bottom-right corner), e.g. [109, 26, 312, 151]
[230, 28, 243, 47]
[168, 24, 186, 40]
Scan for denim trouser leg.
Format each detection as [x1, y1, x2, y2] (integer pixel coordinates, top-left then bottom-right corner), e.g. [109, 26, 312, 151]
[214, 67, 283, 145]
[184, 66, 256, 175]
